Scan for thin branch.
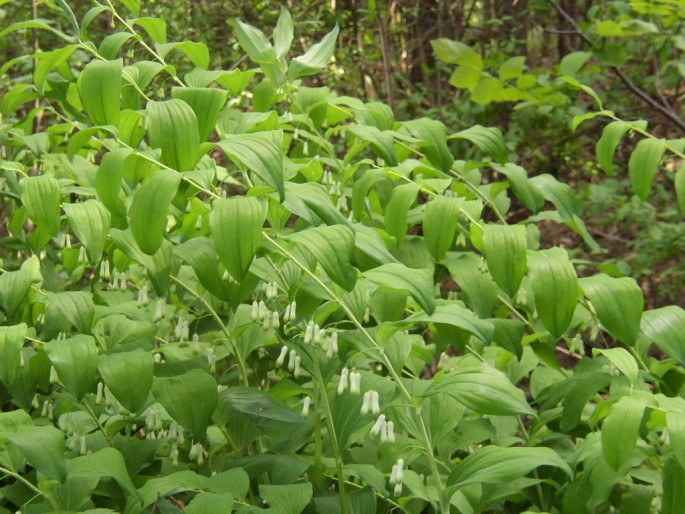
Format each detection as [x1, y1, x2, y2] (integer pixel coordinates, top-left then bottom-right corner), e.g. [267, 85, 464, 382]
[548, 0, 685, 133]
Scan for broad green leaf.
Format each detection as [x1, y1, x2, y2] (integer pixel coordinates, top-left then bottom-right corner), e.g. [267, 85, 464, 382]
[492, 163, 545, 212]
[45, 334, 98, 400]
[33, 45, 78, 94]
[423, 362, 533, 415]
[79, 59, 122, 126]
[431, 39, 482, 67]
[0, 324, 26, 386]
[146, 99, 201, 171]
[676, 162, 685, 214]
[110, 229, 173, 295]
[447, 445, 572, 488]
[662, 457, 685, 514]
[129, 169, 181, 255]
[499, 56, 526, 80]
[628, 138, 666, 199]
[64, 200, 111, 265]
[20, 174, 61, 236]
[423, 196, 464, 260]
[98, 349, 153, 413]
[68, 447, 142, 503]
[560, 51, 592, 75]
[157, 41, 210, 69]
[94, 315, 156, 351]
[482, 224, 527, 297]
[444, 254, 499, 318]
[529, 248, 579, 338]
[364, 263, 435, 314]
[384, 183, 420, 246]
[128, 470, 203, 514]
[0, 257, 40, 317]
[235, 19, 276, 64]
[260, 483, 312, 514]
[397, 303, 494, 343]
[8, 425, 66, 481]
[580, 274, 643, 344]
[596, 121, 627, 175]
[210, 197, 266, 281]
[273, 7, 294, 59]
[667, 412, 685, 470]
[171, 87, 227, 142]
[289, 24, 339, 80]
[96, 148, 130, 218]
[217, 133, 285, 200]
[99, 32, 136, 60]
[402, 118, 454, 172]
[152, 368, 218, 440]
[452, 125, 507, 164]
[346, 125, 398, 166]
[593, 348, 639, 382]
[132, 17, 166, 43]
[46, 291, 94, 334]
[185, 493, 234, 514]
[288, 225, 357, 291]
[641, 306, 685, 365]
[602, 397, 645, 471]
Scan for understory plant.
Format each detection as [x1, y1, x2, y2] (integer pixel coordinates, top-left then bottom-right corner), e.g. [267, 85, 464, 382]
[0, 2, 685, 513]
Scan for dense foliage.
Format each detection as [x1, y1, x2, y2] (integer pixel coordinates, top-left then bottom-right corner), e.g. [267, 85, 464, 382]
[0, 1, 684, 513]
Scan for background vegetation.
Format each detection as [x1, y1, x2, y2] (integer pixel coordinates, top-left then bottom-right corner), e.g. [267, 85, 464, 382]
[0, 0, 684, 513]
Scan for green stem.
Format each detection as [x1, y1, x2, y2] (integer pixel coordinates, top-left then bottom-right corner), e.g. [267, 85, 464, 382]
[170, 275, 249, 387]
[262, 233, 446, 510]
[0, 465, 46, 501]
[313, 354, 349, 514]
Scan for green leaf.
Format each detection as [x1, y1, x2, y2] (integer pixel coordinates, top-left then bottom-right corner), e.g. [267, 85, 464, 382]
[402, 118, 454, 172]
[0, 257, 41, 317]
[423, 362, 533, 416]
[288, 225, 357, 291]
[129, 169, 181, 255]
[663, 457, 685, 514]
[95, 148, 130, 218]
[580, 274, 643, 344]
[641, 306, 685, 365]
[397, 303, 495, 343]
[210, 196, 266, 281]
[110, 229, 173, 295]
[423, 196, 464, 260]
[260, 483, 312, 514]
[235, 19, 276, 64]
[596, 121, 627, 176]
[593, 348, 639, 382]
[529, 248, 579, 338]
[217, 133, 285, 200]
[185, 493, 234, 514]
[499, 56, 526, 80]
[33, 45, 78, 94]
[492, 163, 545, 212]
[45, 334, 98, 400]
[152, 369, 218, 440]
[98, 349, 153, 413]
[8, 425, 67, 481]
[628, 138, 666, 199]
[447, 445, 572, 489]
[273, 7, 294, 59]
[289, 24, 339, 80]
[20, 174, 61, 236]
[346, 125, 398, 166]
[79, 59, 122, 126]
[444, 254, 499, 318]
[64, 200, 111, 265]
[602, 397, 645, 471]
[482, 224, 527, 297]
[560, 51, 592, 75]
[452, 125, 507, 164]
[384, 183, 420, 246]
[133, 17, 166, 43]
[46, 291, 95, 335]
[146, 99, 201, 171]
[667, 412, 685, 470]
[68, 447, 142, 504]
[171, 88, 226, 142]
[0, 324, 26, 386]
[675, 162, 685, 214]
[364, 263, 435, 315]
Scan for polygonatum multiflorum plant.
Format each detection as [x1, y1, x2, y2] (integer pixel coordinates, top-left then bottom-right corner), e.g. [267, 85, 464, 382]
[0, 1, 685, 513]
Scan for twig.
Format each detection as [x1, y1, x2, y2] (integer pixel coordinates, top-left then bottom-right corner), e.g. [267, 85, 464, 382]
[548, 0, 685, 133]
